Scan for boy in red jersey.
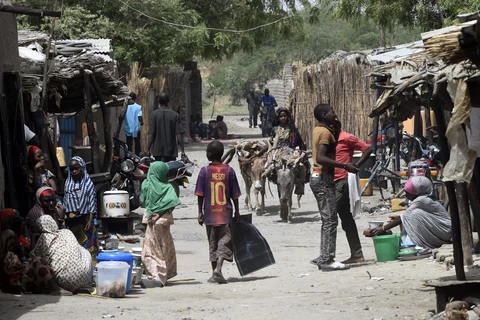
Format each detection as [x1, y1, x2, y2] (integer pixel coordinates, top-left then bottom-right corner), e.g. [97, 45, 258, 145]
[195, 141, 241, 284]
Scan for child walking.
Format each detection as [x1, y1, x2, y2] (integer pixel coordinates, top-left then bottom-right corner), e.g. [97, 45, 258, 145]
[195, 141, 241, 284]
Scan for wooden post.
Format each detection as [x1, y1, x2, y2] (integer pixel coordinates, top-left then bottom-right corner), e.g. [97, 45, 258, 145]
[113, 97, 129, 156]
[82, 69, 100, 174]
[89, 73, 111, 172]
[394, 122, 400, 171]
[431, 98, 466, 280]
[455, 182, 473, 266]
[425, 106, 433, 144]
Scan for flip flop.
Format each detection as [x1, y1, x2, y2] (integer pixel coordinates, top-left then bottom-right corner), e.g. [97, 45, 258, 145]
[320, 261, 350, 272]
[207, 277, 217, 284]
[212, 270, 228, 284]
[341, 258, 365, 264]
[310, 257, 320, 265]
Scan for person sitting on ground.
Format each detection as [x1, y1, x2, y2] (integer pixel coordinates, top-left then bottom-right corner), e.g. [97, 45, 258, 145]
[189, 114, 199, 139]
[24, 187, 65, 248]
[1, 209, 30, 250]
[0, 229, 55, 294]
[196, 114, 209, 139]
[368, 176, 452, 249]
[26, 145, 58, 194]
[210, 115, 228, 140]
[141, 161, 181, 287]
[195, 141, 242, 284]
[31, 215, 93, 293]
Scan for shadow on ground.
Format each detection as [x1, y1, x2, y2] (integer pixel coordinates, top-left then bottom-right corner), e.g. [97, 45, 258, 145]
[0, 292, 61, 319]
[226, 275, 277, 283]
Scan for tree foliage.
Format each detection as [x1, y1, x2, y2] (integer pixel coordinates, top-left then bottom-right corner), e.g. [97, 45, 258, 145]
[317, 0, 480, 43]
[206, 12, 421, 104]
[13, 0, 317, 68]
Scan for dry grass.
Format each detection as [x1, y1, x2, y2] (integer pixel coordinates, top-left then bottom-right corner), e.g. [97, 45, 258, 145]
[293, 60, 376, 147]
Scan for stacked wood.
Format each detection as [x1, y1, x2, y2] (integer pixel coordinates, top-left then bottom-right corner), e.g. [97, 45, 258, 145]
[292, 58, 376, 148]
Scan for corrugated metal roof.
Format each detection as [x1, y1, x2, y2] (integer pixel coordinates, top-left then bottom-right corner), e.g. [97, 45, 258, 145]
[367, 41, 424, 64]
[59, 39, 112, 53]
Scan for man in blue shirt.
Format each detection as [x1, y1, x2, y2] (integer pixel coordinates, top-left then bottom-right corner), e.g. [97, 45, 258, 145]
[124, 92, 144, 155]
[259, 89, 278, 137]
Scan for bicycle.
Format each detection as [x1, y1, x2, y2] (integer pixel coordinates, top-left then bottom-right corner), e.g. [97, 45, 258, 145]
[361, 152, 402, 201]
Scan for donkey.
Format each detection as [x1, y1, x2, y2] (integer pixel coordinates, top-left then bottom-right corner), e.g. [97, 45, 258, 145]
[263, 147, 309, 222]
[240, 156, 267, 215]
[222, 141, 268, 215]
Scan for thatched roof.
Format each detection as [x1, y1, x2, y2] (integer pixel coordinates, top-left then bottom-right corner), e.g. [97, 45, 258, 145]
[18, 30, 128, 114]
[367, 21, 480, 122]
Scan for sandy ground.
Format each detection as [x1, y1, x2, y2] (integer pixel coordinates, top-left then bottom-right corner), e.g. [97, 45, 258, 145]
[1, 116, 477, 320]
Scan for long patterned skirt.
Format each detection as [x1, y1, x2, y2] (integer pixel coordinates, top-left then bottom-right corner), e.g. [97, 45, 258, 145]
[141, 211, 177, 285]
[66, 215, 99, 266]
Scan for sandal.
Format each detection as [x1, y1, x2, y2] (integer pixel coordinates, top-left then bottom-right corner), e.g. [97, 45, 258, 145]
[319, 261, 350, 271]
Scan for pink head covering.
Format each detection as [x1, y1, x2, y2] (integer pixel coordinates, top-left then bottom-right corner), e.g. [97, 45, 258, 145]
[404, 176, 433, 196]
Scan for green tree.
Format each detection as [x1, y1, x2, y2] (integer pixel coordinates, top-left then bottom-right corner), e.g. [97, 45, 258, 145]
[316, 0, 480, 47]
[13, 0, 317, 68]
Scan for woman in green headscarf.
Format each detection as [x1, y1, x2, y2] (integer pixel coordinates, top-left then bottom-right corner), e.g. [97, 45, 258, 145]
[141, 161, 181, 286]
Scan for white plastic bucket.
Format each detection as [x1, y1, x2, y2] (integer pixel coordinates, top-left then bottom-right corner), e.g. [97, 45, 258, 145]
[103, 190, 130, 217]
[96, 261, 129, 297]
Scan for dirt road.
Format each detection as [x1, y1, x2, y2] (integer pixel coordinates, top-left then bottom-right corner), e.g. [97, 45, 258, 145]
[0, 116, 466, 320]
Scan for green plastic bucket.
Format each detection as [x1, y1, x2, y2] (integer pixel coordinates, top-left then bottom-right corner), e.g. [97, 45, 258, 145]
[372, 234, 401, 262]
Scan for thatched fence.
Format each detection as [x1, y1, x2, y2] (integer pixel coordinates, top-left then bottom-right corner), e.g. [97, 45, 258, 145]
[126, 62, 202, 151]
[292, 59, 377, 148]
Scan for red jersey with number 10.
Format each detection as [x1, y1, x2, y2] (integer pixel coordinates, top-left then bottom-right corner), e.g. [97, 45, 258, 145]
[194, 163, 241, 226]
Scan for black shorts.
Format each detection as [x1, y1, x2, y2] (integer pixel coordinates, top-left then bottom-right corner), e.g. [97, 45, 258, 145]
[206, 224, 233, 262]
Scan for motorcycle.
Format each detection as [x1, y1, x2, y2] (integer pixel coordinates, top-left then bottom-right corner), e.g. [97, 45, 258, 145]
[166, 154, 195, 197]
[110, 138, 151, 210]
[111, 138, 194, 209]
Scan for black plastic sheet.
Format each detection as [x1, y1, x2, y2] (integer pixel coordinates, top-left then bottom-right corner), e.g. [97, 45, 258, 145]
[230, 214, 275, 276]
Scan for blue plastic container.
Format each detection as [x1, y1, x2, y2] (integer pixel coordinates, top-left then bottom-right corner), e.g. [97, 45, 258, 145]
[97, 251, 135, 293]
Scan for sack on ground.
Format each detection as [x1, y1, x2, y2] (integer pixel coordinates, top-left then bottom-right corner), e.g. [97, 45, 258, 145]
[230, 214, 275, 276]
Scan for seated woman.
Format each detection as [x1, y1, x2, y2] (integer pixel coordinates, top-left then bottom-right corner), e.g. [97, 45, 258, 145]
[0, 230, 55, 294]
[369, 176, 452, 249]
[31, 215, 93, 293]
[210, 115, 228, 139]
[26, 145, 58, 193]
[24, 187, 65, 248]
[269, 108, 309, 195]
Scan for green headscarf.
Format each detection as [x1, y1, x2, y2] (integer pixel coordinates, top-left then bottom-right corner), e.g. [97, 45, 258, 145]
[141, 162, 181, 217]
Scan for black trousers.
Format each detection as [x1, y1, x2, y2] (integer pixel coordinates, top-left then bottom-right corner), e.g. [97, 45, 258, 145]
[126, 136, 141, 156]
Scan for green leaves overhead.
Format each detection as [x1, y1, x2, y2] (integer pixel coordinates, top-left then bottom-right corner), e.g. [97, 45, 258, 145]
[319, 0, 480, 33]
[14, 0, 314, 67]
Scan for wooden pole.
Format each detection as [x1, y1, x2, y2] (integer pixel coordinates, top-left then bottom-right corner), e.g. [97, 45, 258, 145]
[39, 0, 58, 111]
[0, 4, 61, 17]
[89, 73, 111, 172]
[455, 182, 473, 266]
[431, 97, 466, 280]
[113, 97, 129, 156]
[82, 69, 100, 174]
